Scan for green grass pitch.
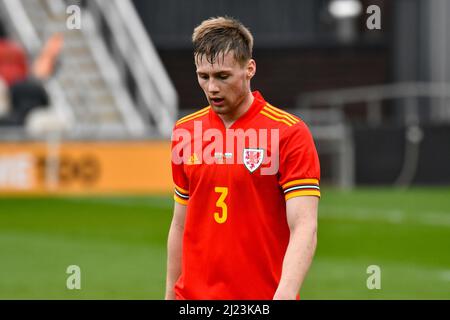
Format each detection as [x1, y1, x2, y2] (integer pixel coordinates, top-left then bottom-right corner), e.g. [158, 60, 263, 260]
[1, 187, 449, 299]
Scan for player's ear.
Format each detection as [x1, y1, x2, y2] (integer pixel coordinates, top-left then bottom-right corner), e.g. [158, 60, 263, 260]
[246, 59, 256, 79]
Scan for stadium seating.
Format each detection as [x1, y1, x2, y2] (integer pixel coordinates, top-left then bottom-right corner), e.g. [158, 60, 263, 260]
[0, 78, 8, 116]
[0, 0, 177, 138]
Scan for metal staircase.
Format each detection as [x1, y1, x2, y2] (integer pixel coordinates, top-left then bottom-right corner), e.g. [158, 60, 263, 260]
[0, 0, 177, 138]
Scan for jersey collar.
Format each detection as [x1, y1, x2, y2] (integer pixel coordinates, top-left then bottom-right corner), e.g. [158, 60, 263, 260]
[209, 91, 266, 129]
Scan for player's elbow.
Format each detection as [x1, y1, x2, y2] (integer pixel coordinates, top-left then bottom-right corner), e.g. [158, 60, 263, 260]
[290, 217, 318, 248]
[311, 225, 318, 251]
[304, 221, 318, 248]
[288, 214, 317, 235]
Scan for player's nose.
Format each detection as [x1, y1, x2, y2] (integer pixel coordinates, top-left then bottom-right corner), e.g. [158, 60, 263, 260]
[207, 79, 220, 93]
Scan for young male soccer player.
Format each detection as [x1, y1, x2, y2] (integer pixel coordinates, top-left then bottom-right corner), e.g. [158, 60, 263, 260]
[166, 16, 320, 300]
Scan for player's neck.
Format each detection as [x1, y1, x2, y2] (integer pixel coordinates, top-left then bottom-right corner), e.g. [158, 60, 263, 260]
[219, 92, 254, 128]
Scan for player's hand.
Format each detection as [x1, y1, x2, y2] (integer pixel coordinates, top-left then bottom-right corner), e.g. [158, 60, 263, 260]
[165, 290, 176, 300]
[273, 288, 297, 300]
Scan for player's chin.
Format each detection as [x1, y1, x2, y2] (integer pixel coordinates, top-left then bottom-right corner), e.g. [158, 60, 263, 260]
[211, 105, 228, 114]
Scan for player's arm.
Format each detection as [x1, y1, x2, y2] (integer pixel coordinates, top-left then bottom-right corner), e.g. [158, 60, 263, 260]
[273, 195, 318, 300]
[165, 201, 187, 300]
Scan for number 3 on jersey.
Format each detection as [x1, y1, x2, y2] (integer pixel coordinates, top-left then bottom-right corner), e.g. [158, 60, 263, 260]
[214, 187, 228, 224]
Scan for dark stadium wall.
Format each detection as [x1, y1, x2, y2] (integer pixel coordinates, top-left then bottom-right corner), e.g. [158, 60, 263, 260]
[132, 0, 391, 48]
[0, 19, 6, 37]
[354, 125, 450, 185]
[154, 47, 389, 114]
[132, 0, 392, 114]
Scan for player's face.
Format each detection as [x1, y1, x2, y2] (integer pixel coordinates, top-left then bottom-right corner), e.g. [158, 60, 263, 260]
[195, 51, 255, 118]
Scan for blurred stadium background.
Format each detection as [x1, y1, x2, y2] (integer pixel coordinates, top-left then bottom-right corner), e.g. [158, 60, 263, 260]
[0, 0, 449, 299]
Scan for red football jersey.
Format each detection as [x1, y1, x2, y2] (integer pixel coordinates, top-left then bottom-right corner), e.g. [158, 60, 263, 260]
[171, 91, 320, 299]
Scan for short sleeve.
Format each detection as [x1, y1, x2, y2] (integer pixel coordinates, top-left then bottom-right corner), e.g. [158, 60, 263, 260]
[171, 128, 190, 205]
[278, 122, 321, 201]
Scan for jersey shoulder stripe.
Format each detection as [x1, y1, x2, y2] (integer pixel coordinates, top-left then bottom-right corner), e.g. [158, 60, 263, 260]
[260, 104, 300, 127]
[262, 105, 299, 126]
[266, 103, 300, 123]
[176, 106, 210, 126]
[260, 110, 294, 126]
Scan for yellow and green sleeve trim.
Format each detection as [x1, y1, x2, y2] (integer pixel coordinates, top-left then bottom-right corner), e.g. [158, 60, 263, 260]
[173, 184, 189, 205]
[282, 178, 321, 200]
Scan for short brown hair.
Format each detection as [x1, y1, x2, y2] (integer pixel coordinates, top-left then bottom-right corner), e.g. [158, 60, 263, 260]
[192, 16, 253, 66]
